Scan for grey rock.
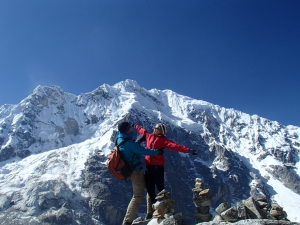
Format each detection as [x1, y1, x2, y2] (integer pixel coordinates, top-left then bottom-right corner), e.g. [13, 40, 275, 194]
[236, 201, 247, 219]
[256, 200, 269, 209]
[0, 194, 13, 211]
[56, 207, 74, 224]
[216, 202, 231, 214]
[243, 197, 267, 219]
[213, 215, 224, 222]
[162, 217, 180, 225]
[221, 207, 239, 222]
[197, 219, 300, 225]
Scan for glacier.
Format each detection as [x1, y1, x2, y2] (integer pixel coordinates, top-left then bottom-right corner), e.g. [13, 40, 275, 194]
[0, 79, 299, 225]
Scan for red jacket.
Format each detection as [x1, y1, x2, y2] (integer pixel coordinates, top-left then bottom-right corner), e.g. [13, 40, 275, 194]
[135, 125, 190, 166]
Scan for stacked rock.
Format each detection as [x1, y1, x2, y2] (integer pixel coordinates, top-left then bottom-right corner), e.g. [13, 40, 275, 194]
[192, 178, 212, 222]
[152, 189, 176, 219]
[269, 202, 288, 220]
[146, 189, 182, 225]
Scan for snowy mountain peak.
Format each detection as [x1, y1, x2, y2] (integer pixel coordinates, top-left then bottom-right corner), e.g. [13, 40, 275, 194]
[0, 80, 299, 224]
[113, 79, 143, 92]
[32, 85, 64, 95]
[21, 85, 75, 110]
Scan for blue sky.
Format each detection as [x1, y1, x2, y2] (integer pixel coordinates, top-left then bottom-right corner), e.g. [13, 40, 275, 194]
[0, 0, 299, 126]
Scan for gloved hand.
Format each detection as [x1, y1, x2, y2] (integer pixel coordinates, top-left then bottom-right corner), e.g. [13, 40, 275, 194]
[189, 149, 197, 155]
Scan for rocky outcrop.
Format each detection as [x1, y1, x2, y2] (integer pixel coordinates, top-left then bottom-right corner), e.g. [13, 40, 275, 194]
[213, 197, 288, 223]
[267, 165, 300, 195]
[198, 219, 300, 225]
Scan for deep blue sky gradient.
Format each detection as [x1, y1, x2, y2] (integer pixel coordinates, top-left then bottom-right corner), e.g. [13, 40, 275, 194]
[0, 0, 299, 126]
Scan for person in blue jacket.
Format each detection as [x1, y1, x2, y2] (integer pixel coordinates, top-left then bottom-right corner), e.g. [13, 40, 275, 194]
[117, 121, 160, 225]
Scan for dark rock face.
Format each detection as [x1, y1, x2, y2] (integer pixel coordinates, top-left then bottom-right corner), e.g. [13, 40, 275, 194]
[82, 152, 133, 225]
[0, 178, 95, 225]
[0, 146, 15, 161]
[16, 149, 31, 158]
[268, 165, 300, 194]
[64, 118, 79, 136]
[0, 137, 4, 146]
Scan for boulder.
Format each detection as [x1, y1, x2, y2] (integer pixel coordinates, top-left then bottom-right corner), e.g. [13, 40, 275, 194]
[236, 201, 247, 219]
[256, 200, 269, 209]
[216, 202, 231, 214]
[243, 197, 267, 219]
[155, 189, 171, 201]
[212, 215, 224, 222]
[221, 207, 239, 222]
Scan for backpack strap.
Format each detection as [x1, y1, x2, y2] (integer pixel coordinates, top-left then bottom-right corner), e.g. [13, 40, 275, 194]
[116, 138, 130, 148]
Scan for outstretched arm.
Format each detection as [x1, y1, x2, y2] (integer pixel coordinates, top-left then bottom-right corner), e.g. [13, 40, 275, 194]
[135, 125, 149, 136]
[163, 138, 190, 153]
[127, 141, 159, 156]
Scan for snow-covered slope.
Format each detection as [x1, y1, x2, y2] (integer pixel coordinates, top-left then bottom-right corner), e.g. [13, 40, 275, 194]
[0, 79, 299, 225]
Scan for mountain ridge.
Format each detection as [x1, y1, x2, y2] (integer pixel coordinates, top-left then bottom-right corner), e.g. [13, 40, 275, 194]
[0, 79, 299, 225]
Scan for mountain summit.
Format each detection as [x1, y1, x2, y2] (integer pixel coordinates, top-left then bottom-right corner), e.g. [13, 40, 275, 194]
[0, 80, 299, 225]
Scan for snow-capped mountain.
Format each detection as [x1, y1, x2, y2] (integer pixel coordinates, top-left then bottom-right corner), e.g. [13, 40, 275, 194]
[0, 80, 299, 225]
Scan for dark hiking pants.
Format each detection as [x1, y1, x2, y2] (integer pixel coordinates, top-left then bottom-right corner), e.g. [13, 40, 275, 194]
[144, 164, 164, 216]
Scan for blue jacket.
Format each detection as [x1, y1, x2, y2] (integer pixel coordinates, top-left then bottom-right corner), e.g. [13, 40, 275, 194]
[116, 131, 159, 171]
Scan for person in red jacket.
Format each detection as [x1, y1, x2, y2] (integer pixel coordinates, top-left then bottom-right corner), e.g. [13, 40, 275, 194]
[135, 123, 196, 219]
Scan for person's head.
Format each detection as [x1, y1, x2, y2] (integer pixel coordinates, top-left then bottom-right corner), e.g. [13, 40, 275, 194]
[118, 122, 132, 134]
[154, 123, 167, 135]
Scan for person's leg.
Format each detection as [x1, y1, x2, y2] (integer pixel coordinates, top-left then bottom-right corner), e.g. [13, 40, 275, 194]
[144, 164, 156, 218]
[155, 165, 165, 192]
[146, 193, 153, 219]
[123, 170, 145, 224]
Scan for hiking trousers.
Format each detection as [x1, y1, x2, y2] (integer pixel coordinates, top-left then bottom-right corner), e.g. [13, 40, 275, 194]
[123, 170, 145, 224]
[144, 164, 164, 215]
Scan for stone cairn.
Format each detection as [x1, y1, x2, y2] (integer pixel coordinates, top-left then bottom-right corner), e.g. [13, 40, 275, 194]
[146, 189, 182, 225]
[192, 178, 213, 223]
[213, 197, 288, 223]
[152, 189, 175, 219]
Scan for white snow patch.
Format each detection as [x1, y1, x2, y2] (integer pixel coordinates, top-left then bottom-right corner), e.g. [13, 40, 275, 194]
[268, 177, 300, 222]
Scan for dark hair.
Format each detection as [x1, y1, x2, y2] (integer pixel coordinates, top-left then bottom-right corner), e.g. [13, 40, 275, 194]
[118, 122, 131, 133]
